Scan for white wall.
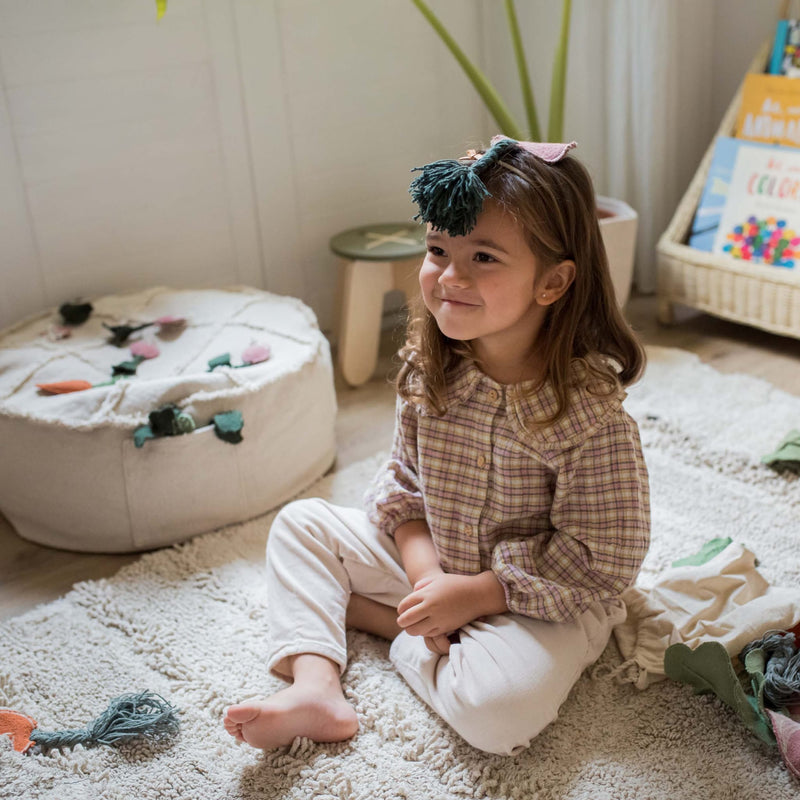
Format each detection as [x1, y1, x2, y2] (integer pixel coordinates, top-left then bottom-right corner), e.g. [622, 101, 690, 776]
[0, 0, 786, 332]
[0, 1, 262, 327]
[0, 0, 488, 332]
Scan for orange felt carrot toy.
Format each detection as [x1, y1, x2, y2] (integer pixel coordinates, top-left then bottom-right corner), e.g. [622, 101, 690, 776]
[35, 380, 94, 394]
[0, 709, 37, 753]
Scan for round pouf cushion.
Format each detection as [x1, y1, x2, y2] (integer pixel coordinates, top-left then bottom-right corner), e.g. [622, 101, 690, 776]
[0, 286, 336, 553]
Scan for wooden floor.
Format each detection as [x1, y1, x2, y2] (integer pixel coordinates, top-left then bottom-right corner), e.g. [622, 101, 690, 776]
[1, 293, 799, 621]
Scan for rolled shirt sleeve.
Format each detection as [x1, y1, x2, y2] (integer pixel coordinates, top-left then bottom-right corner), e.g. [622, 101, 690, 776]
[491, 411, 650, 622]
[365, 397, 428, 537]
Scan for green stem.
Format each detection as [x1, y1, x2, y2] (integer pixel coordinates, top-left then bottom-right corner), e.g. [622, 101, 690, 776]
[504, 0, 540, 141]
[156, 0, 167, 20]
[411, 0, 525, 140]
[548, 0, 572, 141]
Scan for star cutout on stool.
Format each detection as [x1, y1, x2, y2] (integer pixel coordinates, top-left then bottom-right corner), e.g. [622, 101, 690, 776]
[363, 229, 420, 250]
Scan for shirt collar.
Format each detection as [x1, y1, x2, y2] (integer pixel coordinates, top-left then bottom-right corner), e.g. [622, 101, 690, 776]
[443, 357, 626, 451]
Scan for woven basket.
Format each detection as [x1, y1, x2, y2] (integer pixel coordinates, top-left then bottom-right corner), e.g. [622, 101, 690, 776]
[656, 42, 800, 339]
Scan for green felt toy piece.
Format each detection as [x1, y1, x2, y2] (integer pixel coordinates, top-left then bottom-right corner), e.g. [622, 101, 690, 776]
[664, 641, 776, 745]
[112, 355, 145, 376]
[207, 353, 232, 371]
[213, 410, 243, 444]
[743, 646, 769, 714]
[133, 406, 240, 447]
[149, 406, 183, 437]
[133, 405, 196, 448]
[671, 537, 733, 568]
[762, 429, 800, 475]
[59, 302, 93, 325]
[103, 322, 153, 347]
[134, 425, 155, 448]
[149, 405, 196, 437]
[174, 413, 196, 434]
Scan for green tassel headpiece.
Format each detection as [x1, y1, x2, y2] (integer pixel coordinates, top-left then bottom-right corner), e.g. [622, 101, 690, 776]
[409, 137, 519, 237]
[409, 136, 578, 237]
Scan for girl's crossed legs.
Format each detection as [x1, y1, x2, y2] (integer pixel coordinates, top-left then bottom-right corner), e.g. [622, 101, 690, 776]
[223, 498, 625, 756]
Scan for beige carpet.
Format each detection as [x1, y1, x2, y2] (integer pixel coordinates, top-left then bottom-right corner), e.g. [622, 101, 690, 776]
[1, 346, 799, 799]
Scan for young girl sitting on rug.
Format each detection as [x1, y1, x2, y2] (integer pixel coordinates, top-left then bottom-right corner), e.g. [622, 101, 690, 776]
[224, 136, 651, 756]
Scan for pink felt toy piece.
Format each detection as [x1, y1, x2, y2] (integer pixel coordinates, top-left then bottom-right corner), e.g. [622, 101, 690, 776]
[241, 343, 271, 365]
[767, 709, 800, 779]
[489, 135, 577, 163]
[129, 341, 160, 359]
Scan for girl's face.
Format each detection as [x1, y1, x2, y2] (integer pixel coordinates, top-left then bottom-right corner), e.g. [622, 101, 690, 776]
[419, 202, 554, 375]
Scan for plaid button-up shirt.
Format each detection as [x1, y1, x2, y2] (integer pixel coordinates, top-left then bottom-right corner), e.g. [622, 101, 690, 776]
[365, 358, 650, 623]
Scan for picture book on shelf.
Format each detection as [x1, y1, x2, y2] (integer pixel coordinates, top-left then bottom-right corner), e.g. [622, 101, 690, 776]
[769, 18, 800, 77]
[735, 73, 800, 148]
[689, 137, 774, 252]
[711, 141, 800, 269]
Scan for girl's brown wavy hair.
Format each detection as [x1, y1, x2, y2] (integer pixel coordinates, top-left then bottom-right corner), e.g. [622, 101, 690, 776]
[396, 145, 646, 423]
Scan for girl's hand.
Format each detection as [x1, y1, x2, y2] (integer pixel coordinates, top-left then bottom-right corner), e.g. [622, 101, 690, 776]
[423, 634, 452, 655]
[396, 573, 482, 637]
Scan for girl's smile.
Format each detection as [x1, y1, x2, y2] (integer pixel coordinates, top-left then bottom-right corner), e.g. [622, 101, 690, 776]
[419, 201, 573, 382]
[435, 293, 481, 308]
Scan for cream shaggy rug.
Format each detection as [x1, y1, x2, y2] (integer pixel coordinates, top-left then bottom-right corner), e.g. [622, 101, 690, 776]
[1, 346, 799, 799]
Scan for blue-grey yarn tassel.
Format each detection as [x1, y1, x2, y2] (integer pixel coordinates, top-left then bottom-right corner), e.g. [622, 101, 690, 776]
[409, 138, 519, 237]
[740, 631, 800, 710]
[30, 691, 180, 753]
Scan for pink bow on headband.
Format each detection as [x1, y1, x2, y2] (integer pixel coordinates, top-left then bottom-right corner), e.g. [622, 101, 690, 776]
[490, 135, 577, 163]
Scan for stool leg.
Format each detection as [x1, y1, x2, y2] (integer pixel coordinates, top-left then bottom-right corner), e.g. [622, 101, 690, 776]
[657, 297, 676, 326]
[338, 259, 393, 387]
[391, 257, 423, 306]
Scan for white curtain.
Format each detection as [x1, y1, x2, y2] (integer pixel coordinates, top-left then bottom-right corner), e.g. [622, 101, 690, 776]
[489, 0, 721, 293]
[598, 0, 717, 293]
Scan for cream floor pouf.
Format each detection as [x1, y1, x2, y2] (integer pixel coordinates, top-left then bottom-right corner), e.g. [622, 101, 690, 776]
[0, 286, 337, 553]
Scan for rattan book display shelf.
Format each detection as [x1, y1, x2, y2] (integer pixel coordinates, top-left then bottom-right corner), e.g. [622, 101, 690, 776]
[656, 42, 800, 340]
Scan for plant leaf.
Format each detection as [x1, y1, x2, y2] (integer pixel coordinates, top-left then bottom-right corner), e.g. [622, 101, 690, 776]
[411, 0, 524, 140]
[156, 0, 167, 20]
[504, 0, 540, 141]
[548, 0, 572, 142]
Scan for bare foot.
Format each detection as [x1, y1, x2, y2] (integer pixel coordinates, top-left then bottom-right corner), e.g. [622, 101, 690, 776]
[223, 684, 358, 749]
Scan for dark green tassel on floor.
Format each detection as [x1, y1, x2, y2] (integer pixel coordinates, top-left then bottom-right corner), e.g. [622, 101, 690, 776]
[30, 691, 180, 752]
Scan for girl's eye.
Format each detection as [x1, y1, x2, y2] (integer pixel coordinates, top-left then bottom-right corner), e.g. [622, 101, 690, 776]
[474, 251, 496, 263]
[427, 246, 446, 258]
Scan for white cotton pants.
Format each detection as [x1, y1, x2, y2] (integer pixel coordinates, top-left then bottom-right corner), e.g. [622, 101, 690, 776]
[265, 498, 626, 756]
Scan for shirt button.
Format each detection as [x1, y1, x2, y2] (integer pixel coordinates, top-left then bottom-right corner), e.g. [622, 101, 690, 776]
[476, 453, 487, 468]
[487, 388, 499, 402]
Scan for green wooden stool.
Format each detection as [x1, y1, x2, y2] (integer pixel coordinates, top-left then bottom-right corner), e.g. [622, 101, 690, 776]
[331, 222, 426, 386]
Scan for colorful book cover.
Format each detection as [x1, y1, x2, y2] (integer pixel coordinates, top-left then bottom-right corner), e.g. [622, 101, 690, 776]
[689, 137, 775, 251]
[769, 19, 800, 77]
[735, 73, 800, 148]
[712, 142, 800, 268]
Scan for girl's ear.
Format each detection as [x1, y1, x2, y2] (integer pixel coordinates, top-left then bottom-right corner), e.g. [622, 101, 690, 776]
[537, 260, 576, 306]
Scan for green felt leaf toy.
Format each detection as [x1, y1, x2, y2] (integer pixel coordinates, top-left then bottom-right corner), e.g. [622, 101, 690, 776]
[213, 410, 244, 444]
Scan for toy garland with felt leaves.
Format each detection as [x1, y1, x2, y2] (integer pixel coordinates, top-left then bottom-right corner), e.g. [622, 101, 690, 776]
[0, 691, 179, 755]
